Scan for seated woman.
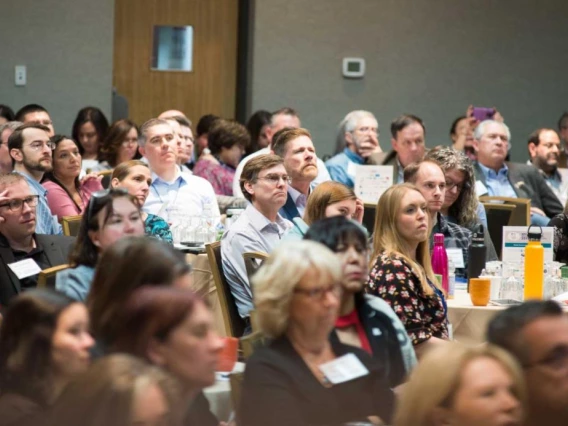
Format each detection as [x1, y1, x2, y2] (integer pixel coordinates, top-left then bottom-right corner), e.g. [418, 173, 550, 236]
[42, 135, 103, 220]
[0, 289, 94, 425]
[245, 110, 271, 156]
[366, 183, 449, 358]
[394, 343, 525, 426]
[55, 189, 145, 301]
[304, 216, 416, 387]
[97, 118, 140, 171]
[45, 354, 183, 426]
[241, 240, 395, 426]
[285, 180, 364, 240]
[193, 119, 250, 195]
[112, 286, 224, 426]
[110, 160, 172, 243]
[71, 106, 109, 173]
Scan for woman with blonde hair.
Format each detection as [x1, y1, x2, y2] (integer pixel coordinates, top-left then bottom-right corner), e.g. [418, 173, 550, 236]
[285, 180, 364, 240]
[240, 240, 395, 426]
[366, 183, 449, 357]
[394, 343, 525, 426]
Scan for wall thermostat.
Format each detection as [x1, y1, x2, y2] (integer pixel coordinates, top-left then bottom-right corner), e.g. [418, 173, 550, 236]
[342, 57, 365, 78]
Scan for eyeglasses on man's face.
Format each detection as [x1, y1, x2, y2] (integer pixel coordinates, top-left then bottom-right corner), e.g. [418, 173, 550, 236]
[26, 141, 56, 151]
[0, 195, 39, 211]
[257, 174, 291, 185]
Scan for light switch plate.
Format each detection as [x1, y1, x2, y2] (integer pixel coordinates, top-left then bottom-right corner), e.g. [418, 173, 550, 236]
[15, 65, 26, 86]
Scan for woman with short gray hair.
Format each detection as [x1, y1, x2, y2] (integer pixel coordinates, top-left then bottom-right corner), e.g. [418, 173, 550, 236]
[240, 240, 395, 426]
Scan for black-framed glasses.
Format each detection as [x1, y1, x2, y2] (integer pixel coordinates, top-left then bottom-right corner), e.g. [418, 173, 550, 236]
[0, 195, 39, 211]
[86, 188, 129, 222]
[445, 180, 471, 192]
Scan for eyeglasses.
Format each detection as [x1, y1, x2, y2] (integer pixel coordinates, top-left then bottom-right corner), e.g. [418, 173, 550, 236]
[0, 195, 39, 211]
[523, 345, 568, 371]
[257, 174, 291, 185]
[294, 283, 341, 300]
[354, 126, 379, 136]
[86, 188, 129, 223]
[26, 141, 56, 151]
[445, 180, 470, 192]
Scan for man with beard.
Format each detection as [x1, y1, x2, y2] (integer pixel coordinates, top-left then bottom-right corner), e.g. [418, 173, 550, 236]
[472, 120, 562, 226]
[8, 123, 62, 234]
[272, 127, 319, 221]
[527, 128, 566, 206]
[325, 110, 382, 188]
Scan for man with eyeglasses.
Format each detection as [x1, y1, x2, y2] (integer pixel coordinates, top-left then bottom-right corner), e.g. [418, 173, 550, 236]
[405, 159, 472, 278]
[8, 123, 62, 235]
[369, 114, 426, 184]
[487, 300, 568, 426]
[325, 110, 382, 188]
[0, 121, 22, 174]
[138, 118, 219, 226]
[221, 154, 292, 330]
[15, 104, 55, 137]
[0, 173, 74, 305]
[472, 120, 562, 226]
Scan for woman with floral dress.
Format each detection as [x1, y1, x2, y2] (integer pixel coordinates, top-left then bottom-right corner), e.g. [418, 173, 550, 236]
[366, 183, 449, 358]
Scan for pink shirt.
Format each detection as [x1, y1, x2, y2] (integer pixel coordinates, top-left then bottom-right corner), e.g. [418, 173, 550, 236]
[42, 178, 104, 220]
[193, 159, 235, 196]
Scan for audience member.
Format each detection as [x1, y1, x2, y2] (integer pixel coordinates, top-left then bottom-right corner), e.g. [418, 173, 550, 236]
[487, 300, 568, 426]
[0, 121, 22, 174]
[55, 189, 145, 301]
[394, 343, 525, 426]
[285, 180, 363, 240]
[71, 106, 110, 172]
[45, 354, 183, 426]
[139, 118, 220, 226]
[221, 154, 292, 323]
[98, 118, 140, 170]
[194, 114, 221, 158]
[527, 128, 566, 206]
[245, 109, 272, 155]
[272, 127, 319, 221]
[42, 135, 103, 219]
[557, 111, 568, 167]
[193, 119, 250, 195]
[0, 105, 15, 125]
[87, 236, 192, 350]
[110, 160, 172, 243]
[162, 115, 194, 172]
[472, 120, 562, 225]
[8, 123, 62, 234]
[449, 115, 475, 158]
[15, 104, 54, 136]
[0, 289, 94, 425]
[369, 114, 426, 183]
[112, 287, 224, 426]
[366, 184, 449, 357]
[232, 107, 331, 197]
[548, 205, 568, 263]
[325, 110, 382, 187]
[0, 173, 73, 305]
[304, 217, 417, 387]
[161, 116, 189, 173]
[242, 240, 395, 425]
[404, 159, 473, 277]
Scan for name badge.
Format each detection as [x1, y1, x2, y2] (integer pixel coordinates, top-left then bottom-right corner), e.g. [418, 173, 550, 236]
[8, 258, 42, 279]
[318, 353, 370, 384]
[446, 248, 465, 268]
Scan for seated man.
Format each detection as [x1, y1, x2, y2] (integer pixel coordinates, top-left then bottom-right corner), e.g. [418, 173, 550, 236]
[15, 104, 55, 137]
[487, 301, 568, 426]
[0, 122, 22, 174]
[404, 159, 472, 277]
[325, 110, 381, 187]
[0, 173, 74, 305]
[272, 127, 319, 221]
[221, 154, 292, 324]
[472, 120, 562, 225]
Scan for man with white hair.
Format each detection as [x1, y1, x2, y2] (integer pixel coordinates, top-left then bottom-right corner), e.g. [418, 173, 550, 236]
[0, 121, 23, 173]
[325, 110, 382, 187]
[472, 120, 562, 225]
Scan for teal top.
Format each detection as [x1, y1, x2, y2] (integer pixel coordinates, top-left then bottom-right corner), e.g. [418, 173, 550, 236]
[282, 217, 310, 241]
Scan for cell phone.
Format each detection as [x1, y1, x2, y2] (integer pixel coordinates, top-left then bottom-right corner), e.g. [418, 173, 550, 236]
[471, 107, 495, 122]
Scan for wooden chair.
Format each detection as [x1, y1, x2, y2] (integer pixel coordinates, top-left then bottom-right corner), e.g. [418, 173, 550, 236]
[242, 251, 268, 283]
[60, 215, 83, 237]
[206, 242, 246, 337]
[38, 264, 70, 288]
[479, 196, 531, 226]
[483, 203, 516, 259]
[229, 372, 244, 424]
[362, 203, 376, 235]
[98, 169, 114, 189]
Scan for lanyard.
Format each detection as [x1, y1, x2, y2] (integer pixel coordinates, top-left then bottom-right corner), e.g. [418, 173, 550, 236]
[151, 177, 183, 207]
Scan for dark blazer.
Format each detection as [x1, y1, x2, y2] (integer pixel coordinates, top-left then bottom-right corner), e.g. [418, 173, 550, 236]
[0, 234, 75, 306]
[473, 161, 563, 218]
[278, 191, 301, 222]
[240, 334, 394, 426]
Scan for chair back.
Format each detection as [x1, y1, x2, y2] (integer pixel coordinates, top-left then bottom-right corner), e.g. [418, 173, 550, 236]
[229, 372, 244, 424]
[206, 242, 245, 337]
[362, 203, 376, 235]
[60, 215, 83, 237]
[479, 196, 531, 226]
[483, 203, 516, 259]
[98, 169, 114, 189]
[38, 264, 70, 288]
[242, 251, 268, 283]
